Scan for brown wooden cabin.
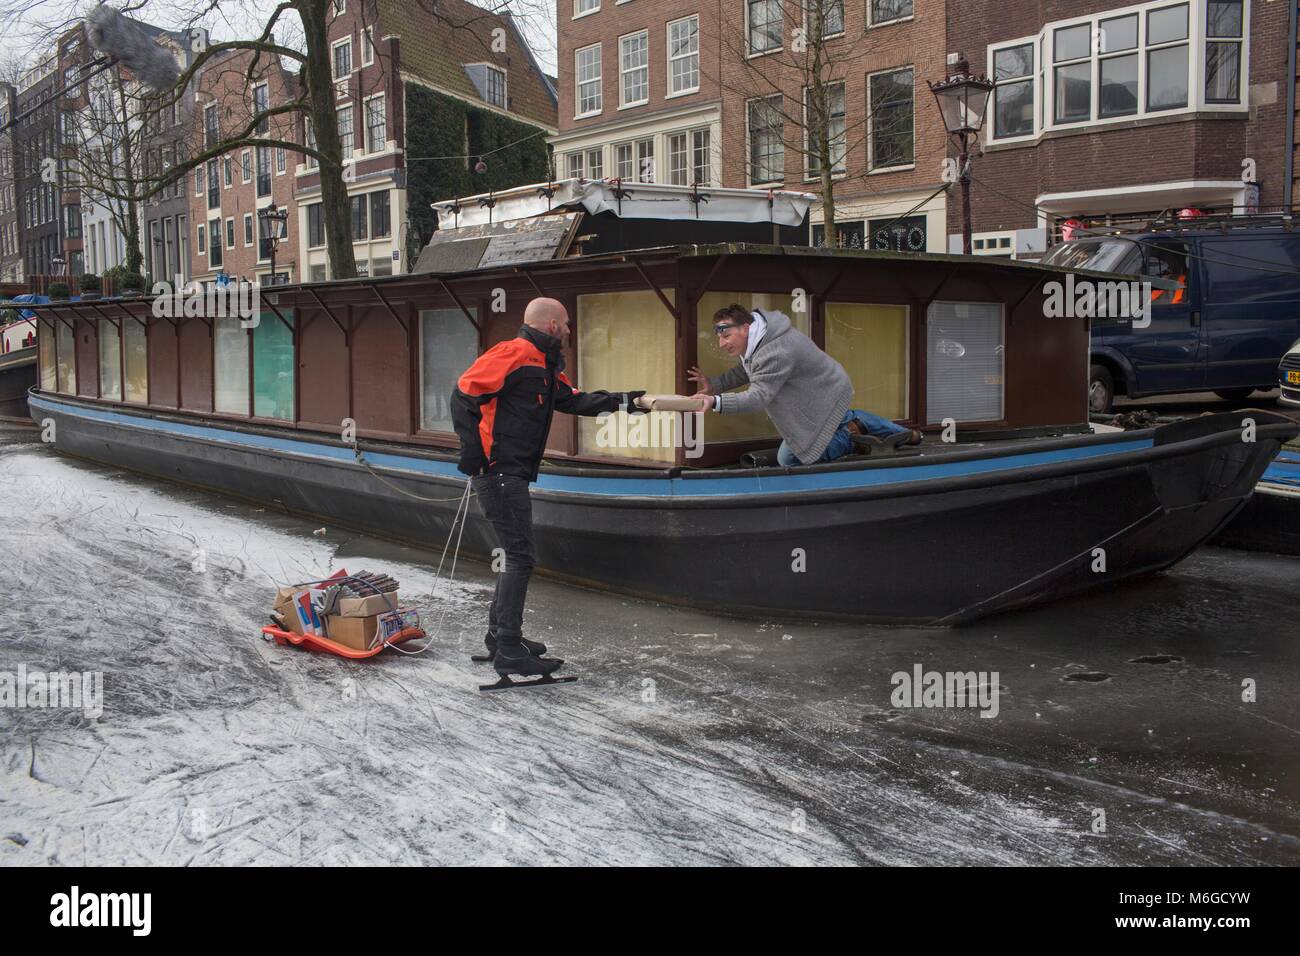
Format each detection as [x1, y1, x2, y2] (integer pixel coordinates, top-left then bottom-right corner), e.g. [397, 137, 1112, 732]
[29, 244, 1091, 469]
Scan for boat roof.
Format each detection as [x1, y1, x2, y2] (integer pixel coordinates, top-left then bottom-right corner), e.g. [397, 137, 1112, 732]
[16, 243, 1174, 314]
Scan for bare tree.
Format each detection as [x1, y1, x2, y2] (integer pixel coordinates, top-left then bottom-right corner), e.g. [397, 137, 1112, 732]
[717, 0, 915, 247]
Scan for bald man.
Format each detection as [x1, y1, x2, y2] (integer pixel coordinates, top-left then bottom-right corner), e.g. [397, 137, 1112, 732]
[451, 298, 645, 682]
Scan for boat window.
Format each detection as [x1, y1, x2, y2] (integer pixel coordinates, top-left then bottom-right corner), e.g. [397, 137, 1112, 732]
[124, 318, 148, 404]
[39, 320, 56, 390]
[825, 303, 909, 420]
[253, 310, 294, 420]
[926, 302, 1004, 425]
[98, 321, 122, 401]
[694, 292, 810, 444]
[56, 320, 76, 394]
[577, 290, 677, 462]
[420, 307, 479, 433]
[214, 315, 250, 415]
[1041, 238, 1143, 274]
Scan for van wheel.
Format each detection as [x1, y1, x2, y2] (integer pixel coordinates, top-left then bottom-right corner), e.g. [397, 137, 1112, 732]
[1213, 389, 1254, 403]
[1089, 365, 1115, 414]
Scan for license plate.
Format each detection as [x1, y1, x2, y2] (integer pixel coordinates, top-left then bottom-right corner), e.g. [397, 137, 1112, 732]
[1289, 370, 1300, 384]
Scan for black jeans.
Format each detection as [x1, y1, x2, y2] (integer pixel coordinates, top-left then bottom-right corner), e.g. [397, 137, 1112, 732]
[471, 474, 536, 643]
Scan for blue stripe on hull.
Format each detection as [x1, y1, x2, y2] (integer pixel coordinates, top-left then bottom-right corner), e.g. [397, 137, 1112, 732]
[30, 393, 1155, 498]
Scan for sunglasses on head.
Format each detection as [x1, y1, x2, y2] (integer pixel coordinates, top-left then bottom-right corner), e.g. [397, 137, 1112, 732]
[713, 322, 739, 336]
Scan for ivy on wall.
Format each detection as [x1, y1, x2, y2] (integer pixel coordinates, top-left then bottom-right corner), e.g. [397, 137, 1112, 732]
[404, 82, 553, 262]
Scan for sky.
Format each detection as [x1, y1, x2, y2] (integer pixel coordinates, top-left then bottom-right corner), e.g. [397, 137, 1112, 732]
[0, 0, 559, 78]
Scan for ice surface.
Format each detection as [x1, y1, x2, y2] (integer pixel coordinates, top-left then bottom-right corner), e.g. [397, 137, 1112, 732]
[1, 426, 1297, 865]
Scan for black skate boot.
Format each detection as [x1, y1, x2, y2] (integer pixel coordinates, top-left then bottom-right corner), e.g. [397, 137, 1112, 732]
[471, 631, 548, 663]
[479, 640, 576, 692]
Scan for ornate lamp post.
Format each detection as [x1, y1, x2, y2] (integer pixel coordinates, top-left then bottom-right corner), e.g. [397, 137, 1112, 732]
[928, 57, 994, 255]
[258, 203, 290, 285]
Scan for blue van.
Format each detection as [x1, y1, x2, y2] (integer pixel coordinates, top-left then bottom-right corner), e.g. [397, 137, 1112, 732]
[1041, 218, 1300, 413]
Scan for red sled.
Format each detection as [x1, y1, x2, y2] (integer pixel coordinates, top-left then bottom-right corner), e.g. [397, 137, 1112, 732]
[260, 624, 425, 659]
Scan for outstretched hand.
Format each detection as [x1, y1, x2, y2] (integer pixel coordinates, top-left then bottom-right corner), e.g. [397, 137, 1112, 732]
[687, 366, 712, 394]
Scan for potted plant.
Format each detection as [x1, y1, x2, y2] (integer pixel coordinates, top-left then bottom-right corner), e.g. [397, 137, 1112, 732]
[48, 281, 71, 300]
[79, 272, 101, 299]
[120, 272, 145, 296]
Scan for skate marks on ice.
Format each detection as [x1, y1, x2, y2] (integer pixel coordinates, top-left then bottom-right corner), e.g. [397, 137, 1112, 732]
[1, 443, 1297, 864]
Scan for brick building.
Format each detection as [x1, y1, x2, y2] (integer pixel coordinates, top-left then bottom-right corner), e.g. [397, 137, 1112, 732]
[949, 0, 1289, 255]
[294, 0, 559, 281]
[553, 0, 951, 252]
[190, 47, 301, 287]
[0, 83, 21, 282]
[15, 56, 60, 279]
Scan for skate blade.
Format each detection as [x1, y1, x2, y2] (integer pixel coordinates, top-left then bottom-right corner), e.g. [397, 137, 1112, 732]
[479, 674, 578, 692]
[470, 653, 493, 662]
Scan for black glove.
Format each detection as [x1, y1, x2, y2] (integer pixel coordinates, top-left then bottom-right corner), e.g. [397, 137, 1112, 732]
[622, 390, 648, 414]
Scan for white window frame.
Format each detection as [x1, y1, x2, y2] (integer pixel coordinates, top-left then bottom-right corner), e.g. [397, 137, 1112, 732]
[241, 149, 252, 184]
[332, 36, 353, 80]
[364, 93, 386, 153]
[276, 147, 286, 174]
[667, 16, 700, 98]
[243, 213, 253, 247]
[225, 216, 235, 250]
[223, 157, 232, 188]
[867, 0, 915, 29]
[866, 65, 915, 173]
[566, 151, 585, 179]
[804, 80, 847, 181]
[587, 146, 605, 179]
[337, 103, 355, 157]
[575, 43, 603, 118]
[574, 0, 599, 18]
[619, 30, 650, 109]
[746, 0, 782, 57]
[746, 94, 784, 186]
[806, 0, 846, 40]
[484, 65, 507, 109]
[362, 26, 375, 66]
[987, 0, 1250, 145]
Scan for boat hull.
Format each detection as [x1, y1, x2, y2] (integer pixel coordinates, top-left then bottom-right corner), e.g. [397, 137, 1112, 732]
[0, 349, 36, 419]
[28, 390, 1296, 625]
[1213, 452, 1300, 555]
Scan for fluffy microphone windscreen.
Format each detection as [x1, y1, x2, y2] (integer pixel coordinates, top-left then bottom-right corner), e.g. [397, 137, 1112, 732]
[86, 4, 180, 91]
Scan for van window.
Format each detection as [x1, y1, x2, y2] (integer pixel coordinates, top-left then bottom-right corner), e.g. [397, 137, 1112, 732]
[1200, 237, 1300, 304]
[1042, 238, 1142, 274]
[1144, 242, 1188, 306]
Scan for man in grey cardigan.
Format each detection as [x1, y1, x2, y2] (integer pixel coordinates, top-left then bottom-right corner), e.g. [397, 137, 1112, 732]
[688, 304, 922, 466]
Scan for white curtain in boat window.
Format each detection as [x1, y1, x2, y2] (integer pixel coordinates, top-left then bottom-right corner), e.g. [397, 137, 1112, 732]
[420, 307, 479, 433]
[214, 316, 250, 415]
[124, 318, 148, 403]
[926, 302, 1003, 425]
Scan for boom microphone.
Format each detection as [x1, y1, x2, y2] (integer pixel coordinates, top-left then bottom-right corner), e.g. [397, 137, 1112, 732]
[86, 3, 180, 91]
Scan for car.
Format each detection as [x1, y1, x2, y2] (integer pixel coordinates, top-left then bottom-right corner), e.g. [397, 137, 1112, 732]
[1281, 339, 1300, 408]
[1042, 215, 1300, 413]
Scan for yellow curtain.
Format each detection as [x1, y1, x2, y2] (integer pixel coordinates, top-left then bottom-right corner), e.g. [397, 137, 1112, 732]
[577, 289, 677, 462]
[39, 322, 56, 390]
[56, 320, 76, 394]
[825, 303, 909, 420]
[694, 291, 810, 443]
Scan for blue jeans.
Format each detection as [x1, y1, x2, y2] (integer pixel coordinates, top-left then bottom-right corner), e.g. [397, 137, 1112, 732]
[777, 410, 909, 467]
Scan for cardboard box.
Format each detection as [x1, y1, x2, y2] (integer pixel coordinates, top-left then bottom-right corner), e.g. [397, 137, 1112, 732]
[324, 607, 419, 651]
[336, 592, 401, 617]
[273, 597, 304, 635]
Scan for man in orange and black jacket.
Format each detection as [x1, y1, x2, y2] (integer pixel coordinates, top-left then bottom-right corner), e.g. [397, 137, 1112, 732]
[450, 297, 645, 679]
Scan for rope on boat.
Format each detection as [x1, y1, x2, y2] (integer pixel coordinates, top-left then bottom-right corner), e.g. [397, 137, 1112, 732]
[349, 441, 477, 502]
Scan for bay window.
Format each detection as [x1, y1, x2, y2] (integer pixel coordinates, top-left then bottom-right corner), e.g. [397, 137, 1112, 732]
[990, 1, 1245, 140]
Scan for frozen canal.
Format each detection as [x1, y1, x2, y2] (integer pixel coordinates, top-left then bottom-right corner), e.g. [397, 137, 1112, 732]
[1, 423, 1297, 865]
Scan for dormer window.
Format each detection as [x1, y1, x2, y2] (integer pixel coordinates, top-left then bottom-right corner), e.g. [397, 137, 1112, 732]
[486, 66, 506, 108]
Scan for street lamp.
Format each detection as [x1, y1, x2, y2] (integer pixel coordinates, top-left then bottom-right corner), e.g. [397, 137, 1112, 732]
[258, 202, 290, 285]
[928, 56, 994, 256]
